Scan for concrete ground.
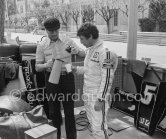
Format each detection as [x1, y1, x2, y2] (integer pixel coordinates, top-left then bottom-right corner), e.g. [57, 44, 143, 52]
[60, 107, 166, 139]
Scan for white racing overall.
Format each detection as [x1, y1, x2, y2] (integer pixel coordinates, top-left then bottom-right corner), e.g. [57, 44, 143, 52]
[77, 40, 118, 139]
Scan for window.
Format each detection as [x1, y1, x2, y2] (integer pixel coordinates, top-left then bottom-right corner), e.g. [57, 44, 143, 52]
[114, 10, 118, 26]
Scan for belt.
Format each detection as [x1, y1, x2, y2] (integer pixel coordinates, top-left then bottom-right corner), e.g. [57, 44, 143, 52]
[61, 71, 68, 75]
[46, 71, 70, 75]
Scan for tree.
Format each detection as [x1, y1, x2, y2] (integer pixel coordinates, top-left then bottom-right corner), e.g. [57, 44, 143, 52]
[6, 0, 17, 16]
[71, 9, 80, 31]
[118, 0, 150, 18]
[21, 13, 31, 27]
[96, 0, 117, 34]
[58, 4, 71, 31]
[8, 16, 13, 28]
[149, 0, 166, 32]
[41, 0, 50, 8]
[13, 17, 18, 32]
[118, 0, 129, 17]
[21, 12, 32, 32]
[138, 0, 150, 18]
[31, 6, 47, 26]
[32, 1, 40, 8]
[0, 0, 5, 43]
[81, 5, 95, 23]
[47, 5, 59, 18]
[139, 18, 155, 32]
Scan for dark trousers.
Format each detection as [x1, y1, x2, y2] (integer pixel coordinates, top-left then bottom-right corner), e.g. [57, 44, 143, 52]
[45, 72, 76, 139]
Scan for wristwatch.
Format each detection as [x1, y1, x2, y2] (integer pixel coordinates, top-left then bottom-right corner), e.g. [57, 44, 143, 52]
[98, 98, 104, 102]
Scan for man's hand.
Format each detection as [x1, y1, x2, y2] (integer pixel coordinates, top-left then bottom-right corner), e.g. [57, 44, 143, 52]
[44, 59, 54, 69]
[70, 46, 79, 54]
[71, 65, 77, 73]
[94, 99, 104, 111]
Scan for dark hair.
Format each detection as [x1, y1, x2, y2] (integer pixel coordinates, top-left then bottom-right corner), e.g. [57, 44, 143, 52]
[77, 22, 99, 39]
[43, 17, 60, 31]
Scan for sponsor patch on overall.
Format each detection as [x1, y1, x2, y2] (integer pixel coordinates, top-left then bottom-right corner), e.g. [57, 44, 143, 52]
[102, 59, 114, 69]
[90, 52, 99, 63]
[93, 52, 99, 58]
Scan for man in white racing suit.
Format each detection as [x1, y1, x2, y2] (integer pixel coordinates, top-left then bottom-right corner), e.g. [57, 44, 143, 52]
[73, 23, 118, 139]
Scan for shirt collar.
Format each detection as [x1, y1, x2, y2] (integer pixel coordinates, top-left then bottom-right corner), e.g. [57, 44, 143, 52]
[45, 34, 66, 46]
[89, 39, 103, 50]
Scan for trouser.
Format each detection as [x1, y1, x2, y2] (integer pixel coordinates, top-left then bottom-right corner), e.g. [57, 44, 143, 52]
[83, 87, 109, 139]
[36, 72, 49, 118]
[45, 72, 76, 139]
